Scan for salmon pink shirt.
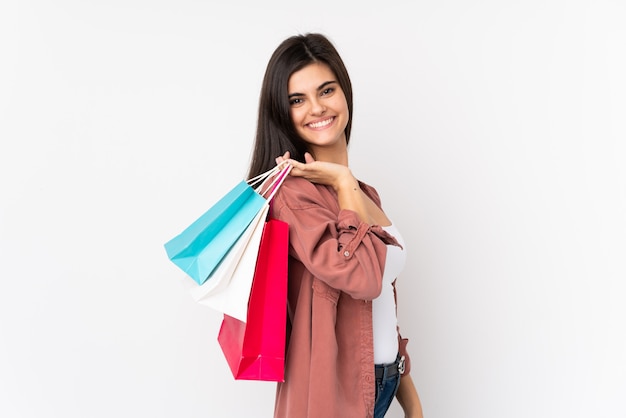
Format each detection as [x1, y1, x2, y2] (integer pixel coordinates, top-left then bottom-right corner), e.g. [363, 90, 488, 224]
[271, 176, 412, 418]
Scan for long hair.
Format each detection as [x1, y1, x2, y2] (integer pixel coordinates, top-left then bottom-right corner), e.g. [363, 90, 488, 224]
[247, 33, 353, 179]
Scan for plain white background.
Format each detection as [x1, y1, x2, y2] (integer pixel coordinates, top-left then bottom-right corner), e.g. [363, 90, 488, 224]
[1, 1, 625, 417]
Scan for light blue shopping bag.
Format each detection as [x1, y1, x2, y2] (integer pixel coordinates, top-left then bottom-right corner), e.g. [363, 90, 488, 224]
[164, 180, 267, 285]
[164, 164, 290, 285]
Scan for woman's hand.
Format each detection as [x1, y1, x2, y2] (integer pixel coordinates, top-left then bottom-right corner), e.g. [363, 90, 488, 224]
[275, 151, 356, 192]
[276, 151, 385, 224]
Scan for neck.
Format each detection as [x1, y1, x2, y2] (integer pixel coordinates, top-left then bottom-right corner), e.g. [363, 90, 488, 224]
[308, 137, 349, 166]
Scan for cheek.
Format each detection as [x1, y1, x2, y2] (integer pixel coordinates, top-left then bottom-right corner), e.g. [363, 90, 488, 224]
[290, 108, 305, 127]
[339, 97, 349, 113]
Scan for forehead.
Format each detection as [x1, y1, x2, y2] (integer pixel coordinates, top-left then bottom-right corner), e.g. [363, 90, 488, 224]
[288, 62, 337, 92]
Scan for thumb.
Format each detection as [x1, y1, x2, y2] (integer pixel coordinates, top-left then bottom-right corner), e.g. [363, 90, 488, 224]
[275, 151, 291, 165]
[304, 152, 316, 164]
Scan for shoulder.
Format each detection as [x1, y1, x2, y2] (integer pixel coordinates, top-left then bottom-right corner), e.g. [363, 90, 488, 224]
[272, 177, 383, 211]
[273, 177, 383, 207]
[273, 177, 334, 210]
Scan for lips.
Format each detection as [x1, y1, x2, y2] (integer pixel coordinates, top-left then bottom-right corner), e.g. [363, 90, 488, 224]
[307, 117, 334, 129]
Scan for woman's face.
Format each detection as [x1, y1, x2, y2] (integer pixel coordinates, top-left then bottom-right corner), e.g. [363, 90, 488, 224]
[287, 62, 349, 153]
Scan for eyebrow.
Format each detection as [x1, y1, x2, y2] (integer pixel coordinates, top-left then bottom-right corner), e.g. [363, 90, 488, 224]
[288, 80, 337, 99]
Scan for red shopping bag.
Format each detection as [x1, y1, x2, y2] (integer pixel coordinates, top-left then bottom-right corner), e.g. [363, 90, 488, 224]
[217, 217, 288, 381]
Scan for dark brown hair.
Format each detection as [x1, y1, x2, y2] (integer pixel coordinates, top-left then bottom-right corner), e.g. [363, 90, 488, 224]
[247, 33, 353, 178]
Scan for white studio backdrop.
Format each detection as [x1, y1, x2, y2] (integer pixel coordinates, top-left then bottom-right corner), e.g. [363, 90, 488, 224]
[1, 1, 625, 417]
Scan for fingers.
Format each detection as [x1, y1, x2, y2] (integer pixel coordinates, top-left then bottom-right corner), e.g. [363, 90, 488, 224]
[275, 151, 291, 165]
[304, 152, 315, 164]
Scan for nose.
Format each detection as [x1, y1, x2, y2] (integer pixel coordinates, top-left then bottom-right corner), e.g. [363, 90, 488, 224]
[309, 98, 326, 116]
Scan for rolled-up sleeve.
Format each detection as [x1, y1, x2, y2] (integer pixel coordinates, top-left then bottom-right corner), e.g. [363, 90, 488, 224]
[272, 178, 388, 300]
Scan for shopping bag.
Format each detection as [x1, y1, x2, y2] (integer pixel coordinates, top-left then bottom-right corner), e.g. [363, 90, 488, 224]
[187, 165, 291, 321]
[217, 217, 289, 381]
[189, 204, 269, 322]
[164, 163, 287, 285]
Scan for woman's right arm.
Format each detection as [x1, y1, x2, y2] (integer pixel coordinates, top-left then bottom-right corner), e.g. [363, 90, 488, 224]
[271, 177, 388, 300]
[277, 151, 374, 224]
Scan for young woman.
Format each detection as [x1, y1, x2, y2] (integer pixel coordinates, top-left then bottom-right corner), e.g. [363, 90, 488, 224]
[248, 33, 424, 418]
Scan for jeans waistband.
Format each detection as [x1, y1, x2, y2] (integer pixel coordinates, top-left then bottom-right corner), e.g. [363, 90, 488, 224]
[374, 354, 406, 380]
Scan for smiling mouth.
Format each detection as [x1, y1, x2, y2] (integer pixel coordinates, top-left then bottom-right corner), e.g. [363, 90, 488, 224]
[307, 117, 334, 129]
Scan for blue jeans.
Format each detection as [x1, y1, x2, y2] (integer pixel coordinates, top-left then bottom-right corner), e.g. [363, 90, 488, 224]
[373, 359, 401, 418]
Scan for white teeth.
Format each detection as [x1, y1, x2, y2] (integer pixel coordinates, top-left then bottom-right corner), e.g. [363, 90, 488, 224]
[309, 118, 333, 128]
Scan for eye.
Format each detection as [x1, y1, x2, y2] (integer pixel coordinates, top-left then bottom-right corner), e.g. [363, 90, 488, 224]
[321, 87, 334, 96]
[289, 97, 303, 106]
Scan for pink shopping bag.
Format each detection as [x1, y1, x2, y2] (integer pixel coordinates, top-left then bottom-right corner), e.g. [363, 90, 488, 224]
[217, 217, 288, 381]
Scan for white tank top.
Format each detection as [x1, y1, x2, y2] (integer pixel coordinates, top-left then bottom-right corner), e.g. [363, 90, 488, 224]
[372, 223, 406, 364]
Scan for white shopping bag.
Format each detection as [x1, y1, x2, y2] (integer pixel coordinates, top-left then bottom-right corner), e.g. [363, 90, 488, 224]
[189, 204, 269, 322]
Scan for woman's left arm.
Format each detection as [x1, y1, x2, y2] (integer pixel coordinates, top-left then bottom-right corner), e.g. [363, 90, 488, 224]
[393, 279, 423, 417]
[396, 374, 423, 418]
